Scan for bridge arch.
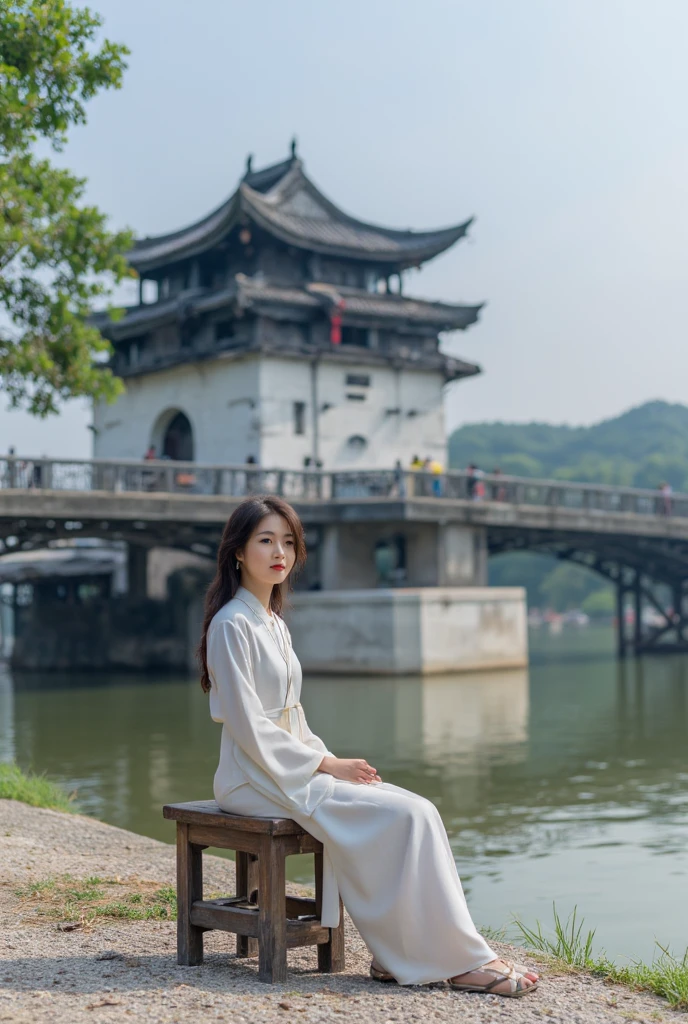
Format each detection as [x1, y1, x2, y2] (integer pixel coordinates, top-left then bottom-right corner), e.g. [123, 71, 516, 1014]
[151, 408, 195, 461]
[488, 528, 688, 656]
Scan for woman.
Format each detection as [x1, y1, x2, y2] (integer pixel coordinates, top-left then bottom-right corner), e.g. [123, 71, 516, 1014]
[199, 495, 539, 997]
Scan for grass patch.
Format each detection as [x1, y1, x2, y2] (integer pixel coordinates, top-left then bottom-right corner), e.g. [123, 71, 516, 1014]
[603, 945, 688, 1013]
[14, 874, 177, 925]
[514, 903, 597, 969]
[479, 922, 508, 944]
[0, 762, 77, 812]
[513, 903, 688, 1011]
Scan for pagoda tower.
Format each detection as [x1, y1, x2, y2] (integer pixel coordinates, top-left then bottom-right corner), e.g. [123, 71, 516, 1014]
[93, 143, 483, 469]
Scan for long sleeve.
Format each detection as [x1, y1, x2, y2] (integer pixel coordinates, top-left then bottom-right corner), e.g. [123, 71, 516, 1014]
[207, 618, 327, 810]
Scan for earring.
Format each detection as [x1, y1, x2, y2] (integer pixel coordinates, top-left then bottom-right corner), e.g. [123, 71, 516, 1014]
[235, 559, 240, 571]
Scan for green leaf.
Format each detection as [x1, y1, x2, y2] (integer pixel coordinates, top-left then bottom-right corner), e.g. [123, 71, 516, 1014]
[0, 1, 131, 416]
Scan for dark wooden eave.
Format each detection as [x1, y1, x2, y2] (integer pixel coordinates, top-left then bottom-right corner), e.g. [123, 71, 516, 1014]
[130, 156, 474, 274]
[93, 276, 483, 343]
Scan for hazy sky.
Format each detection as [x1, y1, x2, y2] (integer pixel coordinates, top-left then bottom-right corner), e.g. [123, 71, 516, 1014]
[4, 0, 688, 457]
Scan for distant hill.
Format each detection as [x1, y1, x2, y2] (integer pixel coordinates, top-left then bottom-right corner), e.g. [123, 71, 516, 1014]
[448, 400, 688, 491]
[448, 400, 688, 611]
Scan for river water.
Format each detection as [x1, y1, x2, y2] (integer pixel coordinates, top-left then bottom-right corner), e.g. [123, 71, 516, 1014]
[1, 625, 686, 965]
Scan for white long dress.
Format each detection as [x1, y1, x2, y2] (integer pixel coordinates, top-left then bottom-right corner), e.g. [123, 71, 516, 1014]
[207, 586, 497, 986]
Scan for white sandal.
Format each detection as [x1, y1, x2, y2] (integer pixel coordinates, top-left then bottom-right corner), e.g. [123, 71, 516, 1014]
[448, 958, 539, 997]
[372, 956, 539, 989]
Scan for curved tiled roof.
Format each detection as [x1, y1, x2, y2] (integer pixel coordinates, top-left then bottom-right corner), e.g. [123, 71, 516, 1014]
[131, 156, 473, 273]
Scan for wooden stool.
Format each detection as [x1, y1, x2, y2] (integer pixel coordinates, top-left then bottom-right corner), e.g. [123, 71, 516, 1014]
[163, 800, 345, 983]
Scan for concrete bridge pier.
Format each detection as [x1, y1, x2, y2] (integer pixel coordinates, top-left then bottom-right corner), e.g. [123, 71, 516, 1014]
[296, 521, 523, 675]
[319, 521, 487, 589]
[127, 544, 149, 600]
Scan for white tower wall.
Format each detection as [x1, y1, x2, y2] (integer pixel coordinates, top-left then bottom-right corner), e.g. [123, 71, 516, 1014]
[93, 354, 448, 470]
[93, 357, 261, 463]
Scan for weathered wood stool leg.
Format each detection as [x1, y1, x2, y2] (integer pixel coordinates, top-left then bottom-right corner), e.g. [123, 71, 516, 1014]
[176, 822, 204, 965]
[258, 835, 287, 983]
[315, 848, 346, 973]
[235, 850, 259, 958]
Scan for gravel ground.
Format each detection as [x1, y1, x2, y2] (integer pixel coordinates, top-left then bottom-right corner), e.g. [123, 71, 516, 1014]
[0, 799, 672, 1024]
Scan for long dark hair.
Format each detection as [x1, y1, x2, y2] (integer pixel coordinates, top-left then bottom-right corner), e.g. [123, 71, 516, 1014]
[198, 494, 307, 693]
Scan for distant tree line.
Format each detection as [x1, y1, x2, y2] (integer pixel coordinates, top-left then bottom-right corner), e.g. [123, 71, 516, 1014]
[449, 399, 688, 613]
[449, 400, 688, 491]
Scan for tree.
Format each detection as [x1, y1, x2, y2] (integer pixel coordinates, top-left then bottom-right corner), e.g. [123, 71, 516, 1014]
[581, 589, 614, 619]
[0, 0, 133, 416]
[539, 561, 605, 612]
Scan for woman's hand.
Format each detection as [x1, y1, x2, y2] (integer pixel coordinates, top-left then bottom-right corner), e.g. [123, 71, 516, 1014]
[317, 756, 382, 784]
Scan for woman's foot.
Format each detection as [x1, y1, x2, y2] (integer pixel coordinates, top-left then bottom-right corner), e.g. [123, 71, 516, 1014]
[448, 958, 538, 997]
[371, 956, 538, 989]
[370, 958, 396, 982]
[506, 958, 539, 982]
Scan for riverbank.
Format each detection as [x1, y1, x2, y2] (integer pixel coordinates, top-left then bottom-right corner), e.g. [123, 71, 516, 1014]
[0, 799, 676, 1024]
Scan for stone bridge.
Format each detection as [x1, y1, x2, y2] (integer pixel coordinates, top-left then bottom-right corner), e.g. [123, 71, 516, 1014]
[2, 455, 688, 655]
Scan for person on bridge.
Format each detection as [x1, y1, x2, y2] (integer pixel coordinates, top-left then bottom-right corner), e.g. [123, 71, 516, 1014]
[197, 495, 540, 996]
[492, 467, 507, 502]
[430, 458, 443, 496]
[408, 454, 423, 497]
[466, 462, 476, 499]
[393, 459, 406, 498]
[472, 466, 486, 501]
[661, 482, 673, 516]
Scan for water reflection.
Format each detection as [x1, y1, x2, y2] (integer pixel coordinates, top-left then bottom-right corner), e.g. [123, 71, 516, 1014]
[303, 669, 529, 807]
[1, 630, 687, 962]
[0, 669, 220, 840]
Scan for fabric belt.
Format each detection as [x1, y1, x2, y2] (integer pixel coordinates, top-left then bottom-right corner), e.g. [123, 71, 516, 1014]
[264, 702, 305, 741]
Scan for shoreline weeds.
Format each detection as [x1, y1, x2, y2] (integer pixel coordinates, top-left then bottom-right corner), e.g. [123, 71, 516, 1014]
[0, 798, 678, 1024]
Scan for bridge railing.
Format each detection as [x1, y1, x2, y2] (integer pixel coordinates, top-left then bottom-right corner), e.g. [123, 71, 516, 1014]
[1, 456, 687, 519]
[0, 457, 333, 500]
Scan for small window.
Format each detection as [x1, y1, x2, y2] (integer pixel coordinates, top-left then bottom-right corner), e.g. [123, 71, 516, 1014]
[15, 583, 33, 607]
[141, 279, 159, 304]
[345, 373, 370, 387]
[77, 582, 105, 604]
[341, 326, 369, 347]
[293, 401, 306, 435]
[215, 319, 235, 342]
[125, 334, 145, 366]
[346, 393, 366, 401]
[346, 435, 367, 451]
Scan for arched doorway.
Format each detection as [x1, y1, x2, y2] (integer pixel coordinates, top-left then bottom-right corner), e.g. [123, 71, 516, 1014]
[163, 411, 194, 461]
[151, 409, 195, 462]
